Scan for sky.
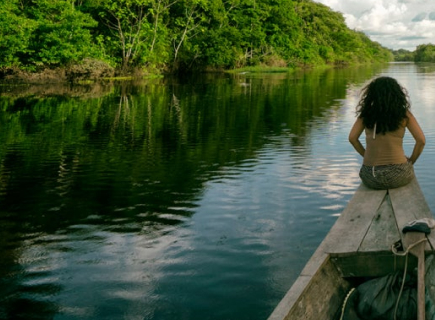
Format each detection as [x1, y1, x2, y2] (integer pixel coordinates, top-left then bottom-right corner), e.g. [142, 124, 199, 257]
[314, 0, 435, 51]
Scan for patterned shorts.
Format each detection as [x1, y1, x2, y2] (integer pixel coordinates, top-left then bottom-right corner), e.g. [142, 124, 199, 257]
[359, 162, 415, 190]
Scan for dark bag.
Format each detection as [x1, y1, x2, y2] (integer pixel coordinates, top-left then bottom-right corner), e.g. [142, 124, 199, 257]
[341, 272, 417, 320]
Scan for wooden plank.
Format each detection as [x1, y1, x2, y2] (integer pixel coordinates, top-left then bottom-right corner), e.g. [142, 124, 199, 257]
[389, 178, 435, 250]
[331, 252, 416, 278]
[267, 275, 312, 320]
[404, 232, 426, 320]
[389, 178, 432, 227]
[267, 246, 331, 320]
[359, 194, 401, 252]
[323, 184, 387, 254]
[299, 248, 329, 277]
[267, 257, 350, 320]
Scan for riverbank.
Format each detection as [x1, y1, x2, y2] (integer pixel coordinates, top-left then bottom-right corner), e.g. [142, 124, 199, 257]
[0, 62, 299, 84]
[1, 58, 384, 85]
[0, 59, 114, 84]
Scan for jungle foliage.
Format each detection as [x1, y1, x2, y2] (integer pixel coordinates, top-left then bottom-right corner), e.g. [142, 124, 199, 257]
[392, 44, 435, 62]
[414, 44, 435, 62]
[391, 49, 415, 62]
[0, 0, 393, 75]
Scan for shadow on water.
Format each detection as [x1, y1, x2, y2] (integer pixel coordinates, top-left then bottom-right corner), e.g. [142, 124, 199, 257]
[0, 64, 388, 319]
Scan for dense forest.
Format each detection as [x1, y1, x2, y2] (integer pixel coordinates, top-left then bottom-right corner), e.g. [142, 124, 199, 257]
[393, 44, 435, 62]
[1, 0, 393, 80]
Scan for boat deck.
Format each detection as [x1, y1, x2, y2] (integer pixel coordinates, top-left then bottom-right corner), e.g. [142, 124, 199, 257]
[268, 178, 435, 320]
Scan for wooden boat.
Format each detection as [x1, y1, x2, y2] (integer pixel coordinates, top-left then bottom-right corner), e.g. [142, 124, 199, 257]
[268, 178, 435, 320]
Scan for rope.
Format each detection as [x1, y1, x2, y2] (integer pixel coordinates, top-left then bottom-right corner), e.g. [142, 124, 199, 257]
[391, 238, 427, 257]
[394, 252, 409, 320]
[391, 237, 427, 320]
[339, 288, 356, 320]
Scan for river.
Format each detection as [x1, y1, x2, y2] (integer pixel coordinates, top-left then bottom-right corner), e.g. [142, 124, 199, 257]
[1, 62, 435, 320]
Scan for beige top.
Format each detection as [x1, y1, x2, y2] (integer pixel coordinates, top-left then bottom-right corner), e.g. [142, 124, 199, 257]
[348, 110, 426, 166]
[363, 125, 407, 166]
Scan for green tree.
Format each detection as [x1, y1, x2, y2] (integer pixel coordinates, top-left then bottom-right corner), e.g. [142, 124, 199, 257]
[24, 0, 100, 67]
[0, 0, 393, 75]
[168, 0, 210, 69]
[392, 49, 414, 61]
[415, 44, 435, 62]
[147, 0, 178, 67]
[97, 0, 153, 70]
[192, 0, 250, 69]
[94, 0, 178, 71]
[0, 0, 37, 68]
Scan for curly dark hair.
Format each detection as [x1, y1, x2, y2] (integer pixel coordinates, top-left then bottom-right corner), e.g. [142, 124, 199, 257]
[356, 76, 410, 134]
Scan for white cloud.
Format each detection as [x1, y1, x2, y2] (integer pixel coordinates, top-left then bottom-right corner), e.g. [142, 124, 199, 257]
[315, 0, 435, 50]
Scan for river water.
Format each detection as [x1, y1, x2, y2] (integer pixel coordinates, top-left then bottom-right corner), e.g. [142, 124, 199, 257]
[1, 63, 435, 320]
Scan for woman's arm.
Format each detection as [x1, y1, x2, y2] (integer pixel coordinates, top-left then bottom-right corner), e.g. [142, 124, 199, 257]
[406, 110, 425, 164]
[349, 117, 366, 157]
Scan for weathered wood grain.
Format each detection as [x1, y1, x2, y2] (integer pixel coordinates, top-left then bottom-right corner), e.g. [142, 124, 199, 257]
[390, 178, 435, 250]
[359, 194, 400, 252]
[404, 231, 427, 320]
[323, 184, 387, 254]
[331, 252, 416, 278]
[268, 257, 350, 320]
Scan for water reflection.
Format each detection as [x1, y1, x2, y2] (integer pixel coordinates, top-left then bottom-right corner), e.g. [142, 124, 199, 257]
[0, 63, 415, 320]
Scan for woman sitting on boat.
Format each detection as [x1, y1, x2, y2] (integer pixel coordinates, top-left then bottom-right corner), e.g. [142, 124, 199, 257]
[348, 76, 425, 190]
